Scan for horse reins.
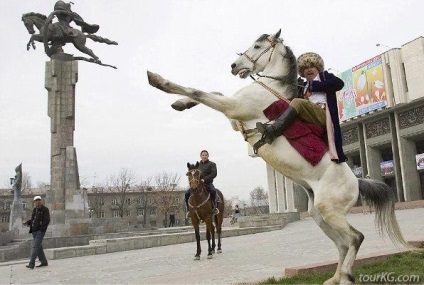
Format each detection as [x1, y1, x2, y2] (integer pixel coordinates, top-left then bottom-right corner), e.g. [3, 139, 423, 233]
[187, 169, 212, 222]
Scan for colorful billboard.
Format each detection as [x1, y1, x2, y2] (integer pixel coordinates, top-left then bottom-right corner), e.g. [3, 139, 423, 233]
[337, 55, 387, 121]
[380, 160, 394, 176]
[416, 153, 424, 170]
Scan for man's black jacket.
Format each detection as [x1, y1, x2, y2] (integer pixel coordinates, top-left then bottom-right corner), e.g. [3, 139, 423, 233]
[25, 205, 50, 233]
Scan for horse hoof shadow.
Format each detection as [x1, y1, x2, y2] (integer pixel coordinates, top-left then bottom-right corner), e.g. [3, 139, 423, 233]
[207, 255, 213, 259]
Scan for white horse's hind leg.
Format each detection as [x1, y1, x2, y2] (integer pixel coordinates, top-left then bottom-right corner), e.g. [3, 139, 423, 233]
[340, 225, 364, 283]
[306, 190, 347, 284]
[315, 203, 363, 285]
[306, 185, 362, 285]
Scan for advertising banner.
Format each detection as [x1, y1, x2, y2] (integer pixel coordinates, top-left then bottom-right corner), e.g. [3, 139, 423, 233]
[416, 153, 424, 170]
[352, 166, 363, 178]
[380, 160, 394, 176]
[337, 55, 387, 121]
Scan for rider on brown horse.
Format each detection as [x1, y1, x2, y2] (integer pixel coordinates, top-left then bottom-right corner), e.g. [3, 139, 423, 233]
[185, 150, 219, 217]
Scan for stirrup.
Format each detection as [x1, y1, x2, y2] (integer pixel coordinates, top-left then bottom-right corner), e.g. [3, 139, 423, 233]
[256, 122, 269, 134]
[255, 122, 277, 144]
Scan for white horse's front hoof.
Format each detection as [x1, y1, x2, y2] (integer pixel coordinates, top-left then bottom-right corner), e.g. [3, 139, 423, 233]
[217, 249, 222, 254]
[194, 256, 200, 261]
[207, 255, 213, 259]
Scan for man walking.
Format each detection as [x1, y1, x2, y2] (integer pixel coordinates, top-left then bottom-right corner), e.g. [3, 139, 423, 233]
[24, 196, 50, 269]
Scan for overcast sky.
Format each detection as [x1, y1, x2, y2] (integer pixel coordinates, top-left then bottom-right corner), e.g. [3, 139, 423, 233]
[1, 0, 423, 202]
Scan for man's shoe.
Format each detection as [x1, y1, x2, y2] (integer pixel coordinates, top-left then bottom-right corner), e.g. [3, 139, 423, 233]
[212, 208, 219, 215]
[36, 262, 48, 268]
[26, 263, 34, 269]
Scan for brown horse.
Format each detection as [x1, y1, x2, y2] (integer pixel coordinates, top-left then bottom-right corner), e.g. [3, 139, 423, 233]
[186, 162, 224, 260]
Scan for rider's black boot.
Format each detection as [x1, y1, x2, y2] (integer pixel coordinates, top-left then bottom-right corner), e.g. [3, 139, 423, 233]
[212, 200, 219, 216]
[256, 106, 298, 144]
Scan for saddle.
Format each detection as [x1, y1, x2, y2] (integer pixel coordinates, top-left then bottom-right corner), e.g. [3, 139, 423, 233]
[261, 100, 327, 166]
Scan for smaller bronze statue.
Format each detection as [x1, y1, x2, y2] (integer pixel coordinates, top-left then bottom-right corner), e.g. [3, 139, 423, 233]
[22, 1, 118, 68]
[11, 164, 23, 202]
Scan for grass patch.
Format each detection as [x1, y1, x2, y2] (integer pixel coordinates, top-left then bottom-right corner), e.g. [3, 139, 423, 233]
[260, 244, 424, 284]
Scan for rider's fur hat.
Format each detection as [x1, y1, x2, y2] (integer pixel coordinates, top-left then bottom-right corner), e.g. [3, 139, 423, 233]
[297, 52, 324, 77]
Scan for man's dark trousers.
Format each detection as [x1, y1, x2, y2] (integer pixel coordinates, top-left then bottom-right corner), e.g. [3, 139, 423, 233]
[29, 230, 47, 265]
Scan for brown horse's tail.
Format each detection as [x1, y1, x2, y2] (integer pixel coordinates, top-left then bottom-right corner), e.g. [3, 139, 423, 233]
[215, 190, 224, 229]
[358, 178, 410, 248]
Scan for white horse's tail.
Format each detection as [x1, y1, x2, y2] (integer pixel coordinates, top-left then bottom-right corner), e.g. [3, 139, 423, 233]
[358, 178, 410, 248]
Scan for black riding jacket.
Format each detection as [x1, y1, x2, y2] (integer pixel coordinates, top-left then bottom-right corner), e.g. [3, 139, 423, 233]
[199, 160, 217, 184]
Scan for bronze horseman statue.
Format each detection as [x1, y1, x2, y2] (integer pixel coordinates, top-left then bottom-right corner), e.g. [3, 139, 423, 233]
[22, 1, 118, 68]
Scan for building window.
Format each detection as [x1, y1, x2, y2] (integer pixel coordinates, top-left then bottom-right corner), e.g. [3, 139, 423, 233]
[100, 198, 105, 205]
[1, 216, 10, 223]
[149, 198, 155, 204]
[3, 202, 11, 210]
[22, 203, 26, 209]
[125, 210, 131, 217]
[112, 198, 118, 205]
[137, 198, 142, 204]
[137, 209, 144, 216]
[149, 208, 157, 216]
[100, 211, 105, 218]
[113, 211, 120, 218]
[126, 198, 131, 205]
[87, 200, 91, 207]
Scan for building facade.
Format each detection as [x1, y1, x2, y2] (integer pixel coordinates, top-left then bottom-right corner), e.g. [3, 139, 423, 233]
[85, 187, 186, 228]
[0, 187, 186, 232]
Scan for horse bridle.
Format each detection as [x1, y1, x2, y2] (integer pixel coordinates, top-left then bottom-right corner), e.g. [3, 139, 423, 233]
[240, 38, 277, 69]
[187, 169, 201, 191]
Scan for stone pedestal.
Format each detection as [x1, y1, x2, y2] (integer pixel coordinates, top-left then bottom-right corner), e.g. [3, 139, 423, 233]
[9, 201, 28, 236]
[44, 58, 90, 237]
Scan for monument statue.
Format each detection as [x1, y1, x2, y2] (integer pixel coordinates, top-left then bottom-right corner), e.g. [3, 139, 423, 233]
[11, 164, 23, 203]
[22, 1, 118, 68]
[9, 163, 26, 234]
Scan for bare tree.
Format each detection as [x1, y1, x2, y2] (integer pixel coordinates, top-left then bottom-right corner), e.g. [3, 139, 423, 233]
[21, 172, 32, 193]
[106, 168, 136, 218]
[250, 186, 269, 214]
[88, 185, 106, 218]
[36, 181, 50, 190]
[134, 176, 154, 227]
[155, 172, 180, 227]
[223, 197, 233, 217]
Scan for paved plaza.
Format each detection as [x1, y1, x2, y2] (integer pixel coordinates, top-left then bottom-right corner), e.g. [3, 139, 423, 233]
[0, 208, 423, 284]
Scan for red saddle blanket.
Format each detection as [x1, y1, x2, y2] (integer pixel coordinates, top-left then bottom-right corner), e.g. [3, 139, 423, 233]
[263, 100, 327, 166]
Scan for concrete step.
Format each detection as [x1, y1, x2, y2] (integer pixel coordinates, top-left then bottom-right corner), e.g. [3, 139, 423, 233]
[0, 240, 31, 262]
[45, 225, 282, 260]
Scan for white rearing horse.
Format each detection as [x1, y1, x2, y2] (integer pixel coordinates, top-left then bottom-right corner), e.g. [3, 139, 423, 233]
[147, 29, 409, 285]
